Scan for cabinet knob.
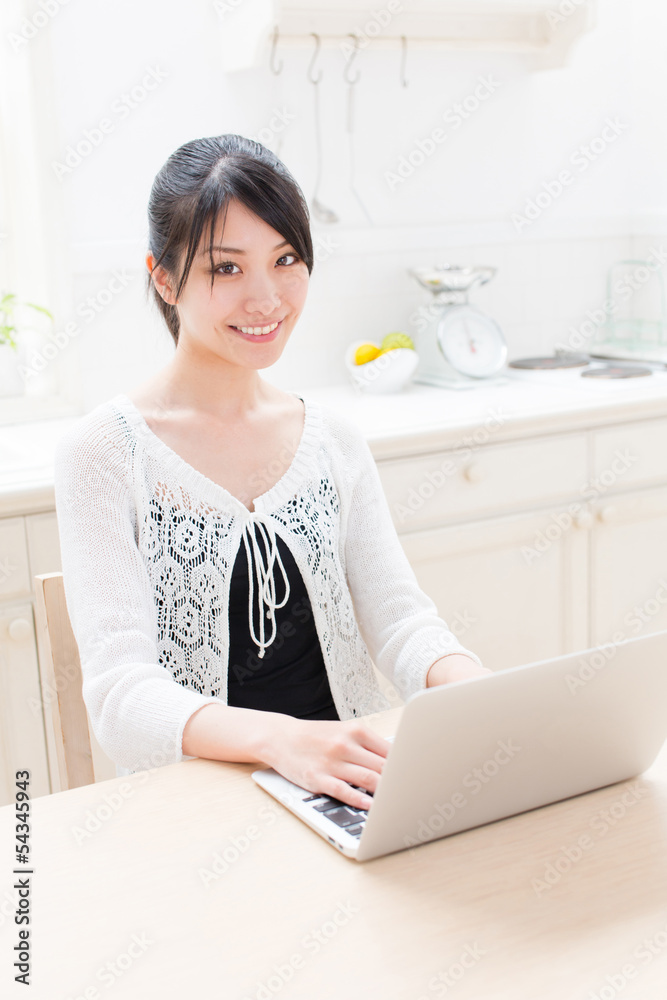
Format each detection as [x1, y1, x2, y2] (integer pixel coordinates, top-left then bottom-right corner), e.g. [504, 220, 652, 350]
[574, 510, 593, 530]
[463, 462, 484, 484]
[598, 505, 618, 525]
[8, 618, 31, 642]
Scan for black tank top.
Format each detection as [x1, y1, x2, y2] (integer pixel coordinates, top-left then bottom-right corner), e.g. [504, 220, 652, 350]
[226, 529, 340, 721]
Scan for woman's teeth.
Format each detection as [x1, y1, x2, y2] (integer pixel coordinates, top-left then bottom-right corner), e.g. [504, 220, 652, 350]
[234, 321, 280, 335]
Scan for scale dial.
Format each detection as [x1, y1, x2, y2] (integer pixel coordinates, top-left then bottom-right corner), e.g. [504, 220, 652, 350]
[437, 305, 507, 378]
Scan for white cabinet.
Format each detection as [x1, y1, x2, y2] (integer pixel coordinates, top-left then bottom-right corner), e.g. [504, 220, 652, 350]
[0, 603, 51, 803]
[0, 517, 32, 599]
[399, 504, 589, 671]
[589, 486, 667, 645]
[377, 413, 667, 673]
[378, 432, 588, 530]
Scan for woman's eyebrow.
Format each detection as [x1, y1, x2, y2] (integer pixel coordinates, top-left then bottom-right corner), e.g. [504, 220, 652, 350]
[204, 239, 291, 256]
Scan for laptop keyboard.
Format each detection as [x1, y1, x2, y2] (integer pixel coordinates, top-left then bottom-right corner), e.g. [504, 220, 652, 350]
[302, 786, 372, 838]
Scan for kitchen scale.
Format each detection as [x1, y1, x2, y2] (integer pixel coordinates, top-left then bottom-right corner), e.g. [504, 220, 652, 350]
[408, 265, 508, 389]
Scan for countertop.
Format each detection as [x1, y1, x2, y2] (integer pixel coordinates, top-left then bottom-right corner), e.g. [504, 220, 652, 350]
[3, 371, 667, 515]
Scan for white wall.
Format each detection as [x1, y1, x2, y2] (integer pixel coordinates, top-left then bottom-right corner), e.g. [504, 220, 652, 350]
[28, 0, 667, 408]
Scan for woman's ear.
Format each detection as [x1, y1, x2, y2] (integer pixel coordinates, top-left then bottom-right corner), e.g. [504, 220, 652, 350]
[146, 253, 177, 305]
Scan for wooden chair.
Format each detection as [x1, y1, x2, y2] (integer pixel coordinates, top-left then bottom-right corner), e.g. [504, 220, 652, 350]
[33, 572, 95, 792]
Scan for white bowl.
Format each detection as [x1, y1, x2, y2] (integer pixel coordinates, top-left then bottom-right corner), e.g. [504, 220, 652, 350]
[344, 341, 419, 394]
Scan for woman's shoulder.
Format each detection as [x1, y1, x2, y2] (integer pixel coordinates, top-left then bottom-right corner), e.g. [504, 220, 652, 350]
[54, 393, 136, 470]
[307, 397, 368, 450]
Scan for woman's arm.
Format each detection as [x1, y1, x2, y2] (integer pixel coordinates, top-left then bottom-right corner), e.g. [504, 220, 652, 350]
[54, 415, 222, 773]
[182, 703, 388, 810]
[426, 653, 493, 686]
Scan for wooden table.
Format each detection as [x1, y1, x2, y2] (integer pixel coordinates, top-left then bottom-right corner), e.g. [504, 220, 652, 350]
[2, 707, 667, 1000]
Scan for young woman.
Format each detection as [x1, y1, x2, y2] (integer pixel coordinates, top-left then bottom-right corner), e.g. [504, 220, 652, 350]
[54, 134, 489, 812]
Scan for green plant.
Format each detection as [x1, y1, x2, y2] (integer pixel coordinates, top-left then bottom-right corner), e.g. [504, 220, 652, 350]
[0, 292, 53, 350]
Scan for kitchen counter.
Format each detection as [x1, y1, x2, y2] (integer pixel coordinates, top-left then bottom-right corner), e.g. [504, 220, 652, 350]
[302, 371, 667, 457]
[3, 373, 667, 514]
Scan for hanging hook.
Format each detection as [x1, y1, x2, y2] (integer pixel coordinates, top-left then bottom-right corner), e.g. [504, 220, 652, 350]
[307, 33, 323, 84]
[270, 25, 283, 75]
[344, 34, 361, 85]
[400, 35, 409, 87]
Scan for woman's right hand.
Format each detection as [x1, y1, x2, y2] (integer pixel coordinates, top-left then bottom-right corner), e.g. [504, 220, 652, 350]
[266, 716, 391, 810]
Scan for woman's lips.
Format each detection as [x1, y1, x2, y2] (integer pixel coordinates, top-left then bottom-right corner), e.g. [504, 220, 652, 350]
[229, 319, 283, 343]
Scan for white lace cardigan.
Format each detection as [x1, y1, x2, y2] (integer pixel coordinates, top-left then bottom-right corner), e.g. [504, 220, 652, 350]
[53, 391, 482, 775]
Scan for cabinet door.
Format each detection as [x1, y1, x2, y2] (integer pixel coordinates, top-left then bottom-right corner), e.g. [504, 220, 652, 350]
[0, 603, 51, 806]
[399, 506, 589, 671]
[590, 486, 667, 644]
[0, 517, 31, 600]
[25, 511, 62, 578]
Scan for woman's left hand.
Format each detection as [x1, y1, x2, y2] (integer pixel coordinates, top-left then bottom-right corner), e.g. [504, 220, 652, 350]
[426, 654, 493, 687]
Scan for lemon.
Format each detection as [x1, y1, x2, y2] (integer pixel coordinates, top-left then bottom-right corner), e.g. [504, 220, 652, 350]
[381, 332, 415, 351]
[354, 342, 381, 365]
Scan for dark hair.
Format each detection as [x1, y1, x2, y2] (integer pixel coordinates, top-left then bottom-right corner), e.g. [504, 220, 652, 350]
[145, 134, 314, 344]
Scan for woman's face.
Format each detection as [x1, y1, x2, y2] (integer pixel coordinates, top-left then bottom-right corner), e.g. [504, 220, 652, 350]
[154, 198, 310, 371]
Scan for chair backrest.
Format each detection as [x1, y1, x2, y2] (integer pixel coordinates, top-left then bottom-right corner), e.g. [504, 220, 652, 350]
[33, 572, 95, 791]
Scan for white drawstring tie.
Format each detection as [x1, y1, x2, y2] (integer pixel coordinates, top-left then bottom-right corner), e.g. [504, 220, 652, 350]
[241, 514, 290, 658]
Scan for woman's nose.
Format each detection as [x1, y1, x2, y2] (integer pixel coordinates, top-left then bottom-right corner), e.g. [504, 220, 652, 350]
[243, 274, 281, 315]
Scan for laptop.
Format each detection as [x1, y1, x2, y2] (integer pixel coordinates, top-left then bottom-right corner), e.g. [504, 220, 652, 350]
[252, 629, 667, 861]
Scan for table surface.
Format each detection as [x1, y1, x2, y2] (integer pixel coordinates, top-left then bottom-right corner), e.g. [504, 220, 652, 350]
[2, 706, 667, 1000]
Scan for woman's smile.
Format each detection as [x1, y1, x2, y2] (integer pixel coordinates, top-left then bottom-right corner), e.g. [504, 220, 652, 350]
[228, 318, 284, 342]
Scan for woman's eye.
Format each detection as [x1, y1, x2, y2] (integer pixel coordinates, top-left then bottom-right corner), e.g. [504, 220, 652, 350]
[215, 261, 240, 275]
[214, 254, 301, 275]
